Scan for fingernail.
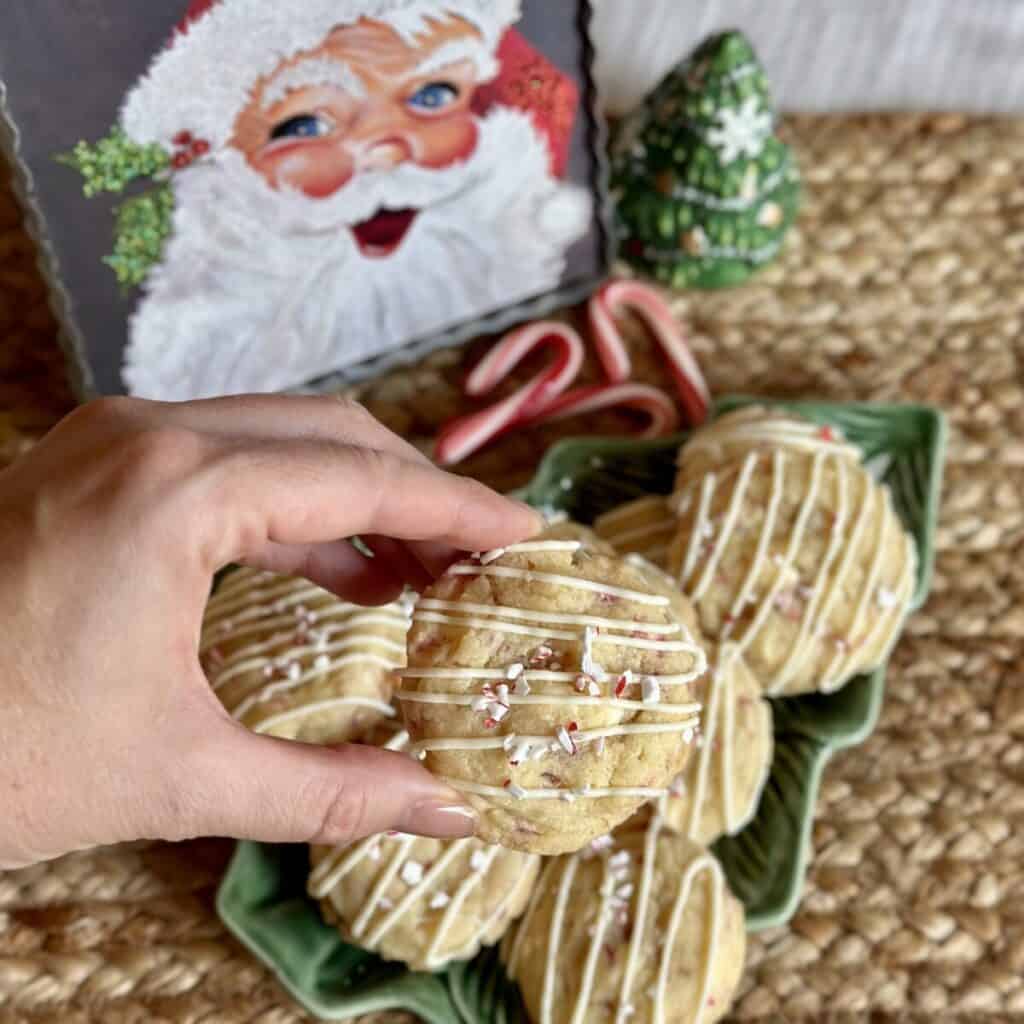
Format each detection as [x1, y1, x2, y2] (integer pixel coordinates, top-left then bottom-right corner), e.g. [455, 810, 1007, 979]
[402, 799, 478, 839]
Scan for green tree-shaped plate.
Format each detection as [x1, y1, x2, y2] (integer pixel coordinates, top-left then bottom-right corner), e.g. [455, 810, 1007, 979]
[216, 398, 944, 1019]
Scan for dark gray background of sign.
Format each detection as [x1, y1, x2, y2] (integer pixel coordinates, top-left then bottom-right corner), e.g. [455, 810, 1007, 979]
[0, 1, 607, 397]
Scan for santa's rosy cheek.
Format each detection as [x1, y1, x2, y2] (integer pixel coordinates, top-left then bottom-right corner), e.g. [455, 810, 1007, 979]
[415, 117, 479, 169]
[253, 143, 355, 199]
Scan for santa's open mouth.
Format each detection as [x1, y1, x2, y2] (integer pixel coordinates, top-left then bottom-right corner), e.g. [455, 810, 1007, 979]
[352, 208, 419, 258]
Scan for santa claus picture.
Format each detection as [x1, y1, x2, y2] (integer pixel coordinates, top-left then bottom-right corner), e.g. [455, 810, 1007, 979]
[66, 0, 594, 399]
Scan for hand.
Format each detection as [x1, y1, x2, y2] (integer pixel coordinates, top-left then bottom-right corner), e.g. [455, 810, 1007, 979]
[0, 395, 541, 870]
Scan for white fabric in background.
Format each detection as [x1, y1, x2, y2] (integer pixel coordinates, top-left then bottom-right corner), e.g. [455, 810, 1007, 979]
[592, 0, 1024, 116]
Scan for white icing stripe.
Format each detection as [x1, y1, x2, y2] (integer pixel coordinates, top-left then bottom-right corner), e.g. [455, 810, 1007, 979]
[735, 451, 824, 655]
[409, 721, 699, 755]
[397, 668, 700, 685]
[417, 599, 682, 635]
[691, 451, 759, 601]
[442, 778, 669, 801]
[213, 635, 406, 691]
[396, 690, 701, 716]
[231, 652, 400, 722]
[656, 848, 723, 1024]
[681, 474, 716, 584]
[533, 815, 724, 1023]
[504, 862, 548, 976]
[412, 610, 699, 653]
[769, 453, 850, 692]
[541, 857, 578, 1024]
[253, 696, 396, 735]
[573, 861, 615, 1024]
[686, 650, 729, 839]
[200, 605, 409, 655]
[684, 420, 861, 461]
[353, 835, 418, 937]
[501, 541, 583, 555]
[203, 582, 324, 629]
[447, 564, 671, 606]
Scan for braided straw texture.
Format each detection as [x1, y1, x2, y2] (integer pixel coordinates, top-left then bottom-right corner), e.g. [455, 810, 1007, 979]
[2, 113, 1023, 1022]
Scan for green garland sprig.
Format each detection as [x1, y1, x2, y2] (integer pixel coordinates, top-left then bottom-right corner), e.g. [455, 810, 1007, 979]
[58, 127, 175, 289]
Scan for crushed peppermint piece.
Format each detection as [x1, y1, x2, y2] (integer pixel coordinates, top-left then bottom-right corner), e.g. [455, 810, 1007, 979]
[480, 548, 506, 565]
[595, 736, 607, 756]
[262, 665, 274, 678]
[556, 726, 577, 755]
[609, 850, 632, 871]
[588, 679, 602, 697]
[471, 696, 491, 713]
[513, 676, 531, 696]
[507, 783, 527, 799]
[490, 703, 510, 722]
[641, 677, 661, 704]
[616, 883, 634, 901]
[484, 717, 499, 730]
[506, 662, 525, 681]
[400, 860, 425, 886]
[819, 425, 836, 442]
[877, 586, 899, 610]
[590, 835, 614, 856]
[287, 663, 302, 681]
[314, 655, 331, 672]
[669, 775, 686, 797]
[559, 791, 576, 803]
[470, 850, 489, 871]
[429, 892, 451, 910]
[378, 897, 393, 910]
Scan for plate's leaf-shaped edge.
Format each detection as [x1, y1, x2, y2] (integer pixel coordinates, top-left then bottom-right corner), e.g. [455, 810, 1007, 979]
[712, 728, 826, 931]
[216, 842, 458, 1024]
[448, 945, 530, 1024]
[521, 398, 943, 930]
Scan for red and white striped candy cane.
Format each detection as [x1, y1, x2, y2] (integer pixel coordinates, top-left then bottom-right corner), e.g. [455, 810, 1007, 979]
[590, 280, 711, 426]
[434, 323, 585, 466]
[532, 381, 681, 438]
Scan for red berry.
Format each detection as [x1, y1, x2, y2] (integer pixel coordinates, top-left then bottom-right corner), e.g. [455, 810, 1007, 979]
[171, 152, 191, 170]
[192, 139, 210, 156]
[173, 131, 193, 147]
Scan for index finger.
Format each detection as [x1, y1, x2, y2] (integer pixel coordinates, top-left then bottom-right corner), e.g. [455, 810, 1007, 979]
[201, 439, 542, 568]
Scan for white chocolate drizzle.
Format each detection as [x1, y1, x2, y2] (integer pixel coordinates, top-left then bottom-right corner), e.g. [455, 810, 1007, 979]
[506, 815, 726, 1024]
[401, 548, 707, 804]
[681, 410, 862, 463]
[675, 446, 914, 694]
[201, 568, 412, 732]
[308, 734, 540, 970]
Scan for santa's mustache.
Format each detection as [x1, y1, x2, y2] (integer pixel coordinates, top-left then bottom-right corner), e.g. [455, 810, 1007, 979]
[201, 127, 502, 237]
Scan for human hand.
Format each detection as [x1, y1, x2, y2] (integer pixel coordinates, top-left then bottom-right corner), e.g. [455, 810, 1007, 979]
[0, 395, 541, 869]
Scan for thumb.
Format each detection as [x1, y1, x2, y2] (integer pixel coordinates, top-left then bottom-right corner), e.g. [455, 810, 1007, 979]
[175, 723, 477, 846]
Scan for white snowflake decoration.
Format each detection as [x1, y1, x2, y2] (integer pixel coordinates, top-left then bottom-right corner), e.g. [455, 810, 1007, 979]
[706, 95, 773, 164]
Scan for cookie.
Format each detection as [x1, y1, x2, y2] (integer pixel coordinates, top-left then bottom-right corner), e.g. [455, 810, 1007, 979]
[399, 540, 708, 855]
[307, 734, 540, 971]
[661, 645, 772, 843]
[594, 495, 677, 572]
[675, 405, 863, 488]
[200, 566, 411, 743]
[503, 816, 746, 1024]
[668, 433, 916, 696]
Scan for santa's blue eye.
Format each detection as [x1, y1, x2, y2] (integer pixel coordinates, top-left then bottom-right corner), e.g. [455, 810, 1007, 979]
[270, 114, 330, 141]
[407, 82, 459, 111]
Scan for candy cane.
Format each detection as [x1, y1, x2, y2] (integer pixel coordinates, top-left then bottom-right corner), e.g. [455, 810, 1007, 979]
[533, 382, 681, 438]
[434, 323, 585, 466]
[590, 280, 711, 426]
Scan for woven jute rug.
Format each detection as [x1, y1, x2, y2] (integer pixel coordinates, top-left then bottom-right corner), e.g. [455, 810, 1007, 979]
[2, 113, 1023, 1022]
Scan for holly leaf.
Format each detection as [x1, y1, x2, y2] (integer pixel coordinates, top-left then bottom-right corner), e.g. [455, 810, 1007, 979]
[58, 126, 169, 197]
[105, 184, 175, 289]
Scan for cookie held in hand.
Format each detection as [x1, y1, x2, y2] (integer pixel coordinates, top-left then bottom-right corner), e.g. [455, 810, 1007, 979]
[398, 540, 707, 855]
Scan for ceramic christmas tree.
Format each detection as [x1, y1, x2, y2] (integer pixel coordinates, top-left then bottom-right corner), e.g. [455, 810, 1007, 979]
[611, 30, 800, 289]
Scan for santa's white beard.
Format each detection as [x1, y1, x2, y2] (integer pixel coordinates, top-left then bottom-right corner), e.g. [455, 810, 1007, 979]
[122, 107, 591, 400]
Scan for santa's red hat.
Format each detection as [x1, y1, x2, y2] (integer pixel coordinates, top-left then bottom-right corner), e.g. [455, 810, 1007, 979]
[121, 0, 578, 177]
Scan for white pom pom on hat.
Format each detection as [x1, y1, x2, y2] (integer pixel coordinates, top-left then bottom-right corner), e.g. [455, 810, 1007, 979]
[120, 0, 522, 152]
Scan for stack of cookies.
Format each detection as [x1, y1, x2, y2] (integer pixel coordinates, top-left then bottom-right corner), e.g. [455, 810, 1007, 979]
[200, 407, 917, 1024]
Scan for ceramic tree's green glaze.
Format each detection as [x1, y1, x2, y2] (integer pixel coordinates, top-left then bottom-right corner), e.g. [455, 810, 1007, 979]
[217, 398, 945, 1020]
